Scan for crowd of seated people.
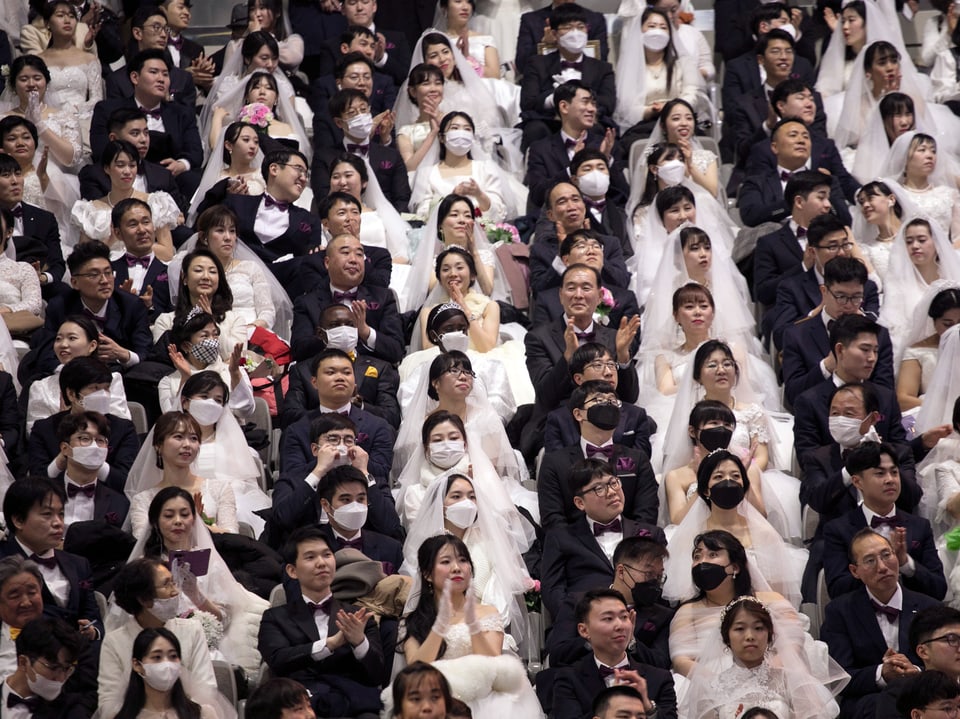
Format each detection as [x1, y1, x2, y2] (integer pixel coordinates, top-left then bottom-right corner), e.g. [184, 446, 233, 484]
[7, 1, 960, 719]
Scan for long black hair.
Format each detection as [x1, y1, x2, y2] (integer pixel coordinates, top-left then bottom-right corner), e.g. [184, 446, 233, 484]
[174, 248, 233, 323]
[114, 627, 201, 719]
[144, 486, 197, 558]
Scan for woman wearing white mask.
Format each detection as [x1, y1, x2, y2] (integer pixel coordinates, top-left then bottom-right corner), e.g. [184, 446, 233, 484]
[401, 472, 533, 635]
[646, 99, 718, 198]
[127, 411, 239, 537]
[410, 111, 506, 222]
[104, 627, 220, 719]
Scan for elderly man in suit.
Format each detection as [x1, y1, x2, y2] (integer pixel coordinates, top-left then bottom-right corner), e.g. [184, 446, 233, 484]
[545, 589, 677, 719]
[516, 0, 608, 74]
[821, 529, 941, 718]
[258, 527, 383, 718]
[821, 442, 944, 600]
[290, 234, 403, 364]
[109, 198, 171, 323]
[519, 3, 616, 150]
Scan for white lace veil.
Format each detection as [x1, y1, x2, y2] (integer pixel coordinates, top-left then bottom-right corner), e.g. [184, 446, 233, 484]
[359, 156, 413, 261]
[680, 597, 849, 719]
[168, 232, 293, 341]
[916, 323, 960, 433]
[187, 126, 266, 225]
[902, 279, 960, 349]
[879, 130, 960, 190]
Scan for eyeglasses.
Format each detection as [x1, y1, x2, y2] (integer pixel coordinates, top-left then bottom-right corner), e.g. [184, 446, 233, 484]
[584, 360, 618, 372]
[921, 633, 960, 649]
[818, 241, 855, 253]
[923, 704, 960, 717]
[319, 433, 356, 446]
[73, 269, 114, 281]
[155, 577, 177, 591]
[579, 477, 622, 497]
[826, 288, 864, 306]
[343, 73, 372, 83]
[280, 163, 310, 179]
[571, 240, 602, 251]
[144, 23, 171, 34]
[857, 549, 895, 569]
[35, 659, 77, 678]
[585, 396, 622, 408]
[622, 564, 666, 587]
[72, 433, 108, 448]
[703, 360, 736, 371]
[443, 367, 476, 379]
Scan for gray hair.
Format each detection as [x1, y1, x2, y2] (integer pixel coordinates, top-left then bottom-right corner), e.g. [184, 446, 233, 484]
[0, 555, 43, 590]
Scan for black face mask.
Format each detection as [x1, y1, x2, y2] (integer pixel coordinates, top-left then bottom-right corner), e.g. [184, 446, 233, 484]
[709, 479, 745, 510]
[586, 403, 621, 431]
[630, 580, 662, 608]
[691, 561, 730, 592]
[699, 426, 733, 452]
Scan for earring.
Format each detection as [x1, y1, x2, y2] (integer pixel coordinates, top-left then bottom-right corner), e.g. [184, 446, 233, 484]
[731, 571, 738, 580]
[439, 228, 445, 243]
[155, 453, 164, 469]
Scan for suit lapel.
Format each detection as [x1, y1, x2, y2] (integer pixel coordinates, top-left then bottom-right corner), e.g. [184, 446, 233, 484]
[852, 589, 890, 655]
[801, 270, 821, 308]
[548, 322, 567, 358]
[291, 598, 322, 641]
[572, 516, 613, 567]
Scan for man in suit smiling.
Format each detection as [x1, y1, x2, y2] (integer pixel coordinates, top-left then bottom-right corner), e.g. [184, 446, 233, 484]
[109, 198, 172, 323]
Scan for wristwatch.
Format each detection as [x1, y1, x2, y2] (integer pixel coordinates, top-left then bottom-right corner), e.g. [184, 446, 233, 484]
[645, 700, 657, 717]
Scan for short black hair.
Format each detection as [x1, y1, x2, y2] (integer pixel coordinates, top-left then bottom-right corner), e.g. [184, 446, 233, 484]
[784, 170, 831, 209]
[569, 342, 614, 376]
[592, 686, 646, 718]
[897, 671, 960, 716]
[3, 478, 66, 538]
[570, 148, 607, 175]
[15, 616, 81, 664]
[545, 179, 583, 210]
[340, 24, 376, 45]
[0, 115, 37, 147]
[830, 381, 879, 416]
[569, 380, 616, 412]
[844, 440, 899, 477]
[567, 457, 617, 497]
[654, 185, 696, 220]
[59, 356, 112, 407]
[574, 587, 626, 624]
[822, 255, 868, 288]
[828, 312, 878, 351]
[129, 48, 171, 75]
[560, 228, 602, 258]
[756, 27, 795, 55]
[67, 239, 111, 275]
[309, 347, 355, 376]
[316, 465, 368, 505]
[560, 262, 601, 287]
[909, 605, 960, 654]
[335, 51, 375, 80]
[111, 196, 151, 229]
[612, 535, 668, 567]
[107, 107, 148, 136]
[318, 190, 362, 219]
[550, 2, 588, 29]
[554, 79, 592, 109]
[806, 213, 847, 248]
[328, 87, 369, 119]
[282, 526, 333, 567]
[307, 412, 356, 444]
[770, 78, 814, 117]
[263, 148, 308, 183]
[57, 410, 109, 445]
[750, 2, 789, 36]
[246, 678, 312, 719]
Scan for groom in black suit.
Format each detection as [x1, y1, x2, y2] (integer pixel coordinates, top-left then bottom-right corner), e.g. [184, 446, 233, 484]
[516, 1, 608, 72]
[545, 589, 677, 719]
[519, 3, 616, 150]
[109, 198, 172, 323]
[258, 527, 383, 718]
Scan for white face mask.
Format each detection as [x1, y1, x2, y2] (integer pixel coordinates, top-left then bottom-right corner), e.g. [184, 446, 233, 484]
[346, 112, 373, 140]
[149, 595, 181, 623]
[332, 501, 368, 531]
[445, 498, 478, 529]
[657, 159, 686, 187]
[444, 129, 474, 156]
[439, 330, 469, 353]
[81, 389, 111, 415]
[429, 440, 466, 469]
[324, 325, 359, 353]
[142, 661, 181, 692]
[777, 22, 798, 40]
[828, 415, 881, 448]
[578, 169, 610, 198]
[70, 444, 108, 470]
[331, 443, 352, 467]
[27, 669, 65, 701]
[642, 28, 671, 52]
[187, 397, 224, 427]
[558, 28, 588, 55]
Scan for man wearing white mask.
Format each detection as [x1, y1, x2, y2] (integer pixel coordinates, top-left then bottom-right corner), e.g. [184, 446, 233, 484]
[519, 3, 616, 151]
[283, 304, 400, 430]
[99, 558, 216, 712]
[54, 412, 129, 530]
[29, 357, 141, 495]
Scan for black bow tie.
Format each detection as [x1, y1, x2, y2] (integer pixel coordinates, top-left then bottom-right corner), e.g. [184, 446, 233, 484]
[125, 253, 150, 268]
[871, 514, 900, 530]
[264, 195, 290, 211]
[796, 226, 807, 239]
[564, 138, 578, 149]
[593, 517, 622, 536]
[871, 599, 901, 623]
[780, 170, 793, 182]
[81, 307, 105, 328]
[347, 143, 369, 155]
[168, 35, 183, 50]
[586, 443, 615, 459]
[561, 60, 583, 70]
[10, 204, 22, 218]
[7, 693, 41, 710]
[307, 597, 333, 614]
[67, 482, 96, 498]
[337, 536, 363, 550]
[585, 198, 606, 212]
[598, 664, 620, 678]
[141, 106, 162, 119]
[576, 331, 595, 343]
[333, 290, 359, 302]
[29, 553, 58, 569]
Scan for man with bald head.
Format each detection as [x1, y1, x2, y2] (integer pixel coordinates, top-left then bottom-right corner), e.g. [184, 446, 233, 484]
[290, 234, 403, 364]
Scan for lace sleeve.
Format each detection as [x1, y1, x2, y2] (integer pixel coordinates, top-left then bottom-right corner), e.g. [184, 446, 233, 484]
[692, 148, 718, 175]
[148, 192, 183, 229]
[84, 59, 103, 106]
[129, 490, 156, 538]
[741, 404, 770, 444]
[241, 261, 277, 328]
[473, 612, 504, 633]
[935, 461, 960, 529]
[8, 261, 41, 315]
[206, 480, 238, 534]
[45, 109, 86, 169]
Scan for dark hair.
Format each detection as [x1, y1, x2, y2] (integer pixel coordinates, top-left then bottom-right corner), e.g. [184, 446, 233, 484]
[241, 30, 280, 64]
[3, 478, 66, 539]
[897, 671, 960, 716]
[554, 79, 592, 110]
[544, 179, 583, 211]
[569, 342, 614, 376]
[560, 228, 601, 258]
[244, 71, 279, 111]
[145, 487, 197, 557]
[9, 55, 50, 90]
[131, 4, 167, 29]
[568, 379, 617, 415]
[170, 310, 217, 356]
[66, 239, 110, 275]
[653, 182, 695, 219]
[720, 596, 774, 647]
[0, 115, 37, 151]
[0, 153, 19, 176]
[101, 139, 140, 174]
[672, 281, 714, 313]
[741, 710, 781, 719]
[841, 0, 867, 61]
[113, 558, 166, 616]
[335, 51, 376, 81]
[316, 465, 368, 506]
[107, 107, 149, 136]
[692, 340, 740, 385]
[830, 381, 880, 417]
[574, 587, 627, 624]
[828, 312, 878, 352]
[421, 409, 467, 448]
[864, 40, 899, 71]
[848, 527, 894, 565]
[641, 144, 686, 208]
[403, 536, 474, 657]
[844, 440, 899, 477]
[58, 314, 100, 348]
[437, 194, 477, 240]
[14, 616, 81, 664]
[696, 449, 751, 507]
[879, 91, 914, 126]
[196, 206, 239, 242]
[41, 0, 78, 23]
[658, 99, 697, 138]
[427, 351, 473, 401]
[56, 410, 109, 445]
[612, 535, 669, 567]
[129, 48, 171, 75]
[308, 347, 354, 377]
[340, 24, 377, 45]
[434, 246, 477, 288]
[281, 525, 333, 568]
[426, 302, 468, 339]
[392, 662, 453, 717]
[59, 355, 111, 407]
[783, 170, 831, 210]
[769, 78, 814, 119]
[318, 190, 362, 220]
[688, 400, 736, 440]
[407, 63, 445, 106]
[561, 264, 601, 293]
[175, 249, 233, 322]
[567, 457, 618, 497]
[247, 678, 313, 719]
[222, 121, 259, 165]
[569, 148, 608, 177]
[640, 8, 677, 88]
[688, 530, 753, 600]
[679, 226, 710, 252]
[770, 116, 808, 142]
[181, 370, 231, 407]
[550, 2, 588, 28]
[438, 111, 475, 161]
[910, 604, 960, 654]
[420, 33, 463, 82]
[111, 196, 151, 230]
[756, 27, 795, 55]
[0, 206, 13, 249]
[806, 213, 848, 248]
[263, 147, 308, 183]
[823, 255, 868, 289]
[857, 181, 901, 220]
[330, 151, 368, 187]
[329, 87, 369, 120]
[114, 628, 201, 719]
[593, 686, 647, 718]
[929, 288, 960, 321]
[750, 2, 789, 36]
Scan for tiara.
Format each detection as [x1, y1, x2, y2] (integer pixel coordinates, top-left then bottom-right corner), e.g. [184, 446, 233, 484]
[720, 595, 768, 624]
[185, 305, 204, 322]
[440, 243, 469, 254]
[434, 301, 463, 314]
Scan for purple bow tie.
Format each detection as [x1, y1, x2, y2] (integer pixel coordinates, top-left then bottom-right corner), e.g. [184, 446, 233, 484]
[576, 331, 595, 343]
[871, 599, 900, 623]
[871, 514, 900, 530]
[141, 106, 162, 119]
[585, 198, 606, 212]
[561, 60, 583, 70]
[337, 536, 363, 550]
[593, 517, 622, 536]
[307, 597, 333, 614]
[29, 553, 58, 569]
[347, 143, 369, 155]
[780, 170, 793, 182]
[796, 226, 807, 239]
[564, 138, 578, 149]
[82, 307, 105, 328]
[67, 482, 96, 499]
[264, 195, 290, 211]
[334, 290, 359, 302]
[168, 34, 183, 50]
[598, 664, 619, 678]
[10, 204, 22, 218]
[125, 253, 150, 268]
[586, 443, 615, 459]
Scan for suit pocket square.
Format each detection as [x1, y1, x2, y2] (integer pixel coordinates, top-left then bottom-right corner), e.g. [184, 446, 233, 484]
[156, 272, 168, 282]
[364, 365, 379, 378]
[379, 161, 393, 170]
[367, 301, 380, 310]
[299, 222, 312, 233]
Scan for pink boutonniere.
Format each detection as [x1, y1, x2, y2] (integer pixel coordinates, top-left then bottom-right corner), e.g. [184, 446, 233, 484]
[616, 455, 635, 473]
[356, 431, 369, 443]
[366, 301, 380, 310]
[78, 579, 92, 591]
[104, 511, 120, 525]
[593, 286, 617, 326]
[299, 222, 311, 233]
[156, 272, 168, 282]
[379, 160, 393, 170]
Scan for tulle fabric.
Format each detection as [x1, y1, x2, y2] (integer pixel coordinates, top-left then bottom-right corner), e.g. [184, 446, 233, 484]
[187, 126, 265, 225]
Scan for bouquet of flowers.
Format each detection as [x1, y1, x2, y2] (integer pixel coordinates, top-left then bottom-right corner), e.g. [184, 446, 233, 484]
[182, 609, 224, 650]
[480, 220, 520, 245]
[593, 286, 617, 325]
[237, 102, 274, 130]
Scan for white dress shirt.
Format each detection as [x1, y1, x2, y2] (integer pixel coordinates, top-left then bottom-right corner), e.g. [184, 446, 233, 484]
[586, 509, 623, 563]
[305, 593, 369, 661]
[862, 506, 916, 575]
[15, 539, 68, 608]
[254, 194, 291, 244]
[63, 473, 97, 526]
[594, 652, 630, 688]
